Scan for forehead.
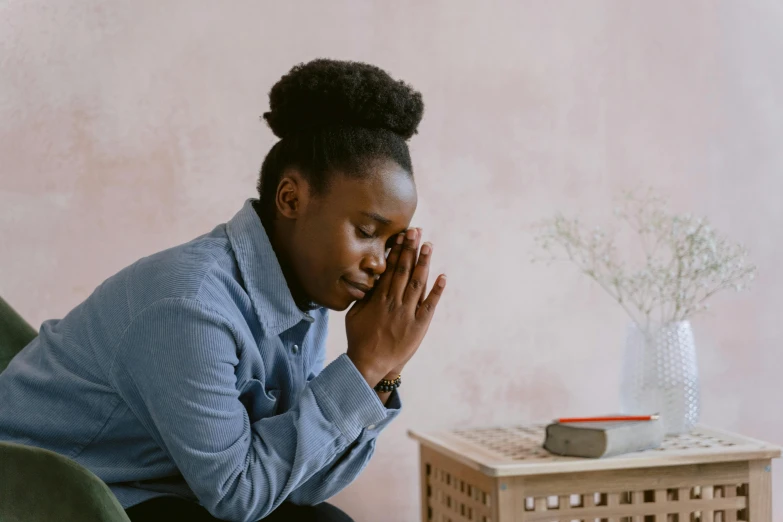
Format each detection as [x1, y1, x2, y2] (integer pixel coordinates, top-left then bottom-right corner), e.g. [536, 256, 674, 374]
[323, 163, 418, 225]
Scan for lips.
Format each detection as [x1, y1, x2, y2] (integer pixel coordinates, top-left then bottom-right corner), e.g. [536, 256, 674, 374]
[342, 278, 372, 299]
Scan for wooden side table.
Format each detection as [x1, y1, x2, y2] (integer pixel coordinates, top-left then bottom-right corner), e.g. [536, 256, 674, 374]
[408, 425, 781, 522]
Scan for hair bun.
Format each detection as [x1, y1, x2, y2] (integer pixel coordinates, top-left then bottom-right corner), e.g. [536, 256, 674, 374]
[263, 59, 424, 140]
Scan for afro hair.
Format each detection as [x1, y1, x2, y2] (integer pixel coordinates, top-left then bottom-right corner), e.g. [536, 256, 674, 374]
[263, 59, 424, 140]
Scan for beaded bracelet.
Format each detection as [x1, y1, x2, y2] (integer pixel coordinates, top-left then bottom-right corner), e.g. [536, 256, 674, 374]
[374, 375, 401, 393]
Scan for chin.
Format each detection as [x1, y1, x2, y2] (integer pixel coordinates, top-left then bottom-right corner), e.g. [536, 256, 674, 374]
[311, 281, 361, 311]
[324, 296, 354, 312]
[311, 292, 354, 312]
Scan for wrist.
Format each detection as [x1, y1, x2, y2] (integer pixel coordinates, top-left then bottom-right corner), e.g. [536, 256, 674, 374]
[385, 362, 405, 381]
[347, 353, 387, 388]
[384, 370, 403, 381]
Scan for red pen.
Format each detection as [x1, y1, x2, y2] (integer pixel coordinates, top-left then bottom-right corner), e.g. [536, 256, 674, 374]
[556, 414, 659, 423]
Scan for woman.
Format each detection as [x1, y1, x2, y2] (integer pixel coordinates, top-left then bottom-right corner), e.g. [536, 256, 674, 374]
[0, 59, 446, 521]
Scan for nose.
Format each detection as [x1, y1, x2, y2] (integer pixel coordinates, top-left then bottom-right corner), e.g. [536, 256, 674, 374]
[360, 244, 387, 278]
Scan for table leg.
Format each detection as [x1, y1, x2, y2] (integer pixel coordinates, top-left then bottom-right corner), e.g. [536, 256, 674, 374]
[748, 459, 772, 522]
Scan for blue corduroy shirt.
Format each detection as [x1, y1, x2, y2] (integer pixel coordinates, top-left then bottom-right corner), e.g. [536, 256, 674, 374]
[0, 200, 400, 521]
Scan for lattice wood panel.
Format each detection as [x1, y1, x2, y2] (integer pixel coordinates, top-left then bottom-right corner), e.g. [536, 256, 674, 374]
[518, 485, 749, 522]
[427, 462, 492, 522]
[451, 426, 739, 462]
[422, 452, 752, 522]
[422, 446, 496, 522]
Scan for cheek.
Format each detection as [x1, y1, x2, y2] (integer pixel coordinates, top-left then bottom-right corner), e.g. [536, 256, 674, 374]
[304, 223, 364, 279]
[335, 224, 368, 269]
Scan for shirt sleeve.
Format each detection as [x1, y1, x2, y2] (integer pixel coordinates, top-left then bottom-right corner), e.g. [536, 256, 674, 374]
[286, 389, 401, 505]
[109, 298, 390, 522]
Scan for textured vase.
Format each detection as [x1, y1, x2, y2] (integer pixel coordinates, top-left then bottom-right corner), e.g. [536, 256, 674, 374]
[620, 321, 700, 435]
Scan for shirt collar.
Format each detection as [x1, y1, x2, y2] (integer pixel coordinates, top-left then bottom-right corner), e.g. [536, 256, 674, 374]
[226, 199, 316, 336]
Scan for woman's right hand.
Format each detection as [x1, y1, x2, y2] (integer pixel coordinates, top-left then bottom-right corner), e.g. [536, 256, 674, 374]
[345, 228, 446, 387]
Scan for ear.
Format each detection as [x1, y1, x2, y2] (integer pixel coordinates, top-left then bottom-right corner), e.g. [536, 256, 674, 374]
[275, 169, 310, 219]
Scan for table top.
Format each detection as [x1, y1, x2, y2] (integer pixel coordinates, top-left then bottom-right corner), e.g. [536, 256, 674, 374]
[408, 424, 781, 477]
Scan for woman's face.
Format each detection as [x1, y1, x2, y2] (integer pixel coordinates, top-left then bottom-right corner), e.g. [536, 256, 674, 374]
[285, 161, 418, 311]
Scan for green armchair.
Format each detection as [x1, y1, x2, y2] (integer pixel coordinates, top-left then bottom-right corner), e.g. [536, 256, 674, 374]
[0, 296, 131, 522]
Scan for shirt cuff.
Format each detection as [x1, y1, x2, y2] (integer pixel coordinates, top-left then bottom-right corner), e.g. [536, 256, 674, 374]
[363, 388, 401, 438]
[309, 354, 389, 441]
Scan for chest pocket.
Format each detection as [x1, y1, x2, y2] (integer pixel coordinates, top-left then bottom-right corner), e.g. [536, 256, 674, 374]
[238, 379, 280, 422]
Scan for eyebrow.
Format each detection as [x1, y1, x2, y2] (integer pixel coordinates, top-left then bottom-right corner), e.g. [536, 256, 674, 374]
[361, 211, 392, 225]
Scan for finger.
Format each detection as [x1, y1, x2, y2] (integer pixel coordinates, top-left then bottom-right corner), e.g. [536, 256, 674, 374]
[404, 242, 431, 307]
[416, 274, 446, 320]
[414, 229, 426, 307]
[389, 228, 419, 300]
[376, 232, 404, 295]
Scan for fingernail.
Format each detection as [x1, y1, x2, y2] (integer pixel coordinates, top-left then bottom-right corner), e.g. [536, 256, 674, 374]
[421, 243, 432, 255]
[406, 229, 416, 240]
[396, 233, 404, 244]
[437, 276, 447, 287]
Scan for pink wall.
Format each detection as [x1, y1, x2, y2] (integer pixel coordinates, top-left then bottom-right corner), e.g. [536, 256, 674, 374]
[2, 1, 782, 520]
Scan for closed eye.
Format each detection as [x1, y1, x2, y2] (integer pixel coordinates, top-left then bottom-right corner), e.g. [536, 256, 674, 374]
[356, 226, 375, 239]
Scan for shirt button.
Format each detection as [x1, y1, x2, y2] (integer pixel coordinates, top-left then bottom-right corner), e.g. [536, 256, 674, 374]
[292, 344, 299, 354]
[366, 424, 376, 430]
